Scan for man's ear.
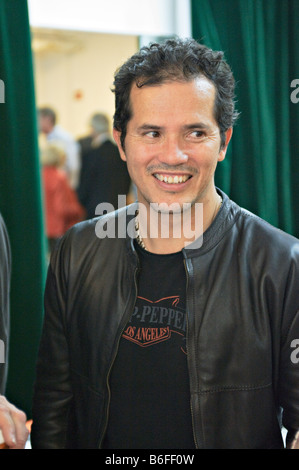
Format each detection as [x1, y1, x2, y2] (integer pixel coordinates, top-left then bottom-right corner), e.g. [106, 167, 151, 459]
[218, 128, 233, 162]
[113, 128, 126, 162]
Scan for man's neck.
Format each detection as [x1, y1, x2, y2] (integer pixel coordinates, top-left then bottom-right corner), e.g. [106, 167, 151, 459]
[135, 191, 222, 254]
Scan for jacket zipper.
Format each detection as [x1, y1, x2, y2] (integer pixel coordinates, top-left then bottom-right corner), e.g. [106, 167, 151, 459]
[98, 264, 139, 448]
[99, 256, 199, 448]
[183, 257, 200, 449]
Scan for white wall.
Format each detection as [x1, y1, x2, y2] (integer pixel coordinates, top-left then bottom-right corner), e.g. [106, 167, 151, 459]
[28, 0, 191, 37]
[29, 0, 192, 137]
[33, 31, 138, 138]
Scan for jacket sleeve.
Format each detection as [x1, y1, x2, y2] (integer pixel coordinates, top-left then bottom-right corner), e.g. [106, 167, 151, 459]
[0, 214, 11, 394]
[31, 242, 73, 449]
[278, 244, 299, 446]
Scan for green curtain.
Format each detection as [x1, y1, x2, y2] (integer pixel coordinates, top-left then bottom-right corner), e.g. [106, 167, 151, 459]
[0, 0, 47, 417]
[191, 0, 299, 236]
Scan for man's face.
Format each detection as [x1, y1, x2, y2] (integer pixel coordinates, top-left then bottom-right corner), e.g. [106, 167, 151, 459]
[39, 114, 54, 134]
[113, 77, 232, 212]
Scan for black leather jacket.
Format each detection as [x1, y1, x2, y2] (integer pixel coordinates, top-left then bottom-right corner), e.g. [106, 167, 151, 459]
[31, 191, 299, 449]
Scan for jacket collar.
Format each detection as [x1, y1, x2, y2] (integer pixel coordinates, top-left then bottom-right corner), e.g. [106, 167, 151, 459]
[124, 189, 241, 258]
[183, 189, 241, 258]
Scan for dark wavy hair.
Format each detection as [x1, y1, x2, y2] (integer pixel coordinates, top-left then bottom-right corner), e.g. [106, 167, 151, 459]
[112, 38, 239, 150]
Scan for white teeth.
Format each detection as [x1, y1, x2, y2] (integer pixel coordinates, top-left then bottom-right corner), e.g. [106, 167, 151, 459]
[154, 174, 190, 184]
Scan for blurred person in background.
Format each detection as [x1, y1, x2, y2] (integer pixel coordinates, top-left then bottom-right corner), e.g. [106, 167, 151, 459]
[77, 112, 132, 219]
[0, 214, 28, 448]
[77, 119, 93, 162]
[40, 142, 85, 254]
[38, 107, 80, 189]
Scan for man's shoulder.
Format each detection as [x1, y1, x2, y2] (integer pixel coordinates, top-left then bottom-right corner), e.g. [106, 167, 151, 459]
[212, 191, 299, 255]
[49, 205, 137, 278]
[54, 204, 136, 253]
[236, 204, 299, 257]
[238, 205, 297, 239]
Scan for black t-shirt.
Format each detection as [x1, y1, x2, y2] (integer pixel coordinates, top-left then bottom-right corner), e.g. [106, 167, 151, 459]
[103, 242, 195, 449]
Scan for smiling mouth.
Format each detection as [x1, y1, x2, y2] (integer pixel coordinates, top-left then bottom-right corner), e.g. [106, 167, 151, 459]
[154, 173, 192, 184]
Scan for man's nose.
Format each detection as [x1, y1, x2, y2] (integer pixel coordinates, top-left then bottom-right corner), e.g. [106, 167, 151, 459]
[159, 136, 188, 166]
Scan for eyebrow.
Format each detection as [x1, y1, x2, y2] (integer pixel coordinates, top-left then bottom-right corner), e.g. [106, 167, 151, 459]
[136, 124, 162, 132]
[137, 122, 212, 132]
[182, 123, 212, 131]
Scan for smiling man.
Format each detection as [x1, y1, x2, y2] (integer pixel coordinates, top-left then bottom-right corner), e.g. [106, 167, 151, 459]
[113, 77, 231, 254]
[31, 38, 299, 449]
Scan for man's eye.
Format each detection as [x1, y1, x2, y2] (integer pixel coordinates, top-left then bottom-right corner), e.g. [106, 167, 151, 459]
[146, 131, 160, 138]
[190, 130, 204, 138]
